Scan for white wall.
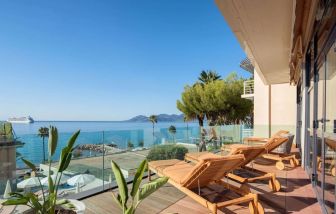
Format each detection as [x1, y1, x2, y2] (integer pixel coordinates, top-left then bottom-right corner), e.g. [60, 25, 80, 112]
[253, 69, 297, 138]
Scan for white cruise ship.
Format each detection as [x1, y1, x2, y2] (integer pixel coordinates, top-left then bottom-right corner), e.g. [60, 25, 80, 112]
[7, 116, 34, 124]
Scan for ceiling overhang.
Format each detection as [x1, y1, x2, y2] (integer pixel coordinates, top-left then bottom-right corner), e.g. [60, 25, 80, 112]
[215, 0, 295, 85]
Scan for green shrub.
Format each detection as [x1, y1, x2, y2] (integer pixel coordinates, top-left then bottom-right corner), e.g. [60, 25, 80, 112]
[147, 144, 188, 161]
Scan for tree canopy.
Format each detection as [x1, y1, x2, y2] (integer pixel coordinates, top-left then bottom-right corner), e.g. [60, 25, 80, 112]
[177, 72, 253, 126]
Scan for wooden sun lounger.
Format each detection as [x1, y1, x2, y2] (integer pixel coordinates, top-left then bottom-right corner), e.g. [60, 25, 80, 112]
[185, 145, 282, 192]
[148, 155, 264, 214]
[240, 130, 299, 170]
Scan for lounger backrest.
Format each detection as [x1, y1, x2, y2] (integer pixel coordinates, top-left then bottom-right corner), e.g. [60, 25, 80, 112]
[229, 145, 265, 166]
[273, 130, 289, 136]
[181, 154, 245, 189]
[264, 136, 289, 153]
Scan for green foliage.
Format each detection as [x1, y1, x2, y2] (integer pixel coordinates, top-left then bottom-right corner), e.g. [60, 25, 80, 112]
[111, 160, 168, 214]
[146, 144, 188, 161]
[148, 115, 158, 124]
[127, 141, 134, 149]
[38, 127, 49, 138]
[2, 126, 80, 214]
[168, 125, 177, 142]
[177, 72, 253, 127]
[138, 140, 144, 147]
[38, 126, 49, 163]
[198, 70, 221, 85]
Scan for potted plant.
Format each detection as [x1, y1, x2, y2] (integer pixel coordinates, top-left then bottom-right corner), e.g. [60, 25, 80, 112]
[2, 126, 84, 214]
[111, 159, 168, 214]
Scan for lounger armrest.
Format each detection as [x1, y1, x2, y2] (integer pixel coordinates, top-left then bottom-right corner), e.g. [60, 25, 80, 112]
[243, 137, 269, 143]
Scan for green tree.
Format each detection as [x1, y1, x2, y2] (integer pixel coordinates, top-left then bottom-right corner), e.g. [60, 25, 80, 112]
[38, 127, 49, 163]
[198, 70, 221, 85]
[177, 72, 253, 150]
[148, 115, 157, 143]
[168, 125, 177, 143]
[127, 141, 134, 150]
[183, 115, 191, 143]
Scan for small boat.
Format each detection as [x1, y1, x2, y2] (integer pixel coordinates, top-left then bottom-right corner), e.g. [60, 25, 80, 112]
[7, 116, 34, 124]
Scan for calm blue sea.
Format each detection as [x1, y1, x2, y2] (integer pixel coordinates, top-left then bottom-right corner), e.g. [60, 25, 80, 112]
[13, 121, 200, 168]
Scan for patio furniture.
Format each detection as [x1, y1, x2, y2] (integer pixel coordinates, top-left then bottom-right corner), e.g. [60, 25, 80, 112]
[185, 145, 281, 192]
[238, 130, 298, 170]
[324, 137, 336, 176]
[148, 155, 264, 214]
[260, 133, 299, 170]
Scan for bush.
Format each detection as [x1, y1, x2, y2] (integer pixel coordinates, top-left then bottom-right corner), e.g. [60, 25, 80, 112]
[138, 140, 144, 147]
[128, 141, 134, 149]
[147, 144, 188, 161]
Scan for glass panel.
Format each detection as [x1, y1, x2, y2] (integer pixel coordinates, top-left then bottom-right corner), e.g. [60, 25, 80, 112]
[316, 59, 325, 198]
[308, 85, 315, 171]
[324, 40, 336, 214]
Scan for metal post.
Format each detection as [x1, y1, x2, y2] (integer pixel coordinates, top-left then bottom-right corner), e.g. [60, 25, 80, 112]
[102, 131, 105, 190]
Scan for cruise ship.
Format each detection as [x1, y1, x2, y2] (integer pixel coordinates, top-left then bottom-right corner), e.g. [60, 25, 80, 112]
[7, 116, 34, 124]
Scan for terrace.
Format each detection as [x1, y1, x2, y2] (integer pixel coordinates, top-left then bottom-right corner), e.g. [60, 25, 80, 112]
[82, 149, 322, 214]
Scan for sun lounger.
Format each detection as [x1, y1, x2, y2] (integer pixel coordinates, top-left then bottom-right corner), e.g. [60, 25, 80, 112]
[185, 145, 281, 192]
[225, 131, 299, 170]
[148, 155, 264, 214]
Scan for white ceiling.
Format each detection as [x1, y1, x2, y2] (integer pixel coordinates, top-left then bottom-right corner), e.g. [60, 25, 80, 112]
[215, 0, 295, 85]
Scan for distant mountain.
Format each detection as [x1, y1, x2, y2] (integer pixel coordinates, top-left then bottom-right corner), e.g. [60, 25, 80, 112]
[126, 114, 184, 122]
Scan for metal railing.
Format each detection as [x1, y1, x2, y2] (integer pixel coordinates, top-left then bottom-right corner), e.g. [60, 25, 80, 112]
[243, 80, 254, 95]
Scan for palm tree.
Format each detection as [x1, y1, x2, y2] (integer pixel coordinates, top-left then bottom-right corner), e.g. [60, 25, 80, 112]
[148, 115, 157, 144]
[38, 127, 49, 163]
[198, 70, 221, 85]
[184, 115, 191, 143]
[168, 125, 177, 143]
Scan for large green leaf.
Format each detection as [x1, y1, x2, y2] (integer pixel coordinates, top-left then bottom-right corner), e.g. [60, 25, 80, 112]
[111, 161, 128, 206]
[130, 159, 147, 198]
[22, 158, 36, 171]
[26, 192, 42, 211]
[60, 153, 72, 172]
[125, 206, 135, 214]
[48, 175, 55, 193]
[139, 177, 168, 201]
[58, 147, 70, 172]
[2, 198, 28, 206]
[66, 130, 80, 151]
[111, 192, 123, 209]
[48, 126, 58, 156]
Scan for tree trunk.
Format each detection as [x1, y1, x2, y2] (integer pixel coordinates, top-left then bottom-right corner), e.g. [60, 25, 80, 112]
[152, 123, 155, 144]
[42, 137, 46, 163]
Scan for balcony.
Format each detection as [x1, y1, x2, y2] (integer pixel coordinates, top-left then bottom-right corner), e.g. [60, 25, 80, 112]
[82, 149, 322, 214]
[241, 80, 254, 100]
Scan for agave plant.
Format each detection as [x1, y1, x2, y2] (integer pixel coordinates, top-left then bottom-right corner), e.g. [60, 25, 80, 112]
[111, 159, 168, 214]
[2, 126, 80, 214]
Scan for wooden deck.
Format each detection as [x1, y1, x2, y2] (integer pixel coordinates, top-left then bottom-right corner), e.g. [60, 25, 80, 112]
[82, 154, 323, 214]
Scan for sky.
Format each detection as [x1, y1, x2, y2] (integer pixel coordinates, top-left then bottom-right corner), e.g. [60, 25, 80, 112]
[0, 0, 248, 121]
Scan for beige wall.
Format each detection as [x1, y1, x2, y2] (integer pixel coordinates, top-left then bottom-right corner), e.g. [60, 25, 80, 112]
[253, 69, 297, 137]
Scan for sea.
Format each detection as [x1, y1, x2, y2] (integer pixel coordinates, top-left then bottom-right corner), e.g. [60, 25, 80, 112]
[12, 121, 200, 168]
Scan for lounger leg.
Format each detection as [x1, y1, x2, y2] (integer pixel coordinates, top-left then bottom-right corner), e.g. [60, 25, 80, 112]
[148, 169, 152, 181]
[275, 161, 285, 170]
[210, 204, 217, 214]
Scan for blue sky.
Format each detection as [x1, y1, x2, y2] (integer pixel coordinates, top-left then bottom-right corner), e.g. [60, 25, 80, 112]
[0, 0, 248, 121]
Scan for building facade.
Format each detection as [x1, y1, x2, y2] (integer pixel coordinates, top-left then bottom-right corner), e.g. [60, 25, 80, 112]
[216, 0, 335, 213]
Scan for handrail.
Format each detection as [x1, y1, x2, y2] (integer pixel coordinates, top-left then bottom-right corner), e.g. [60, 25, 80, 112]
[243, 80, 254, 95]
